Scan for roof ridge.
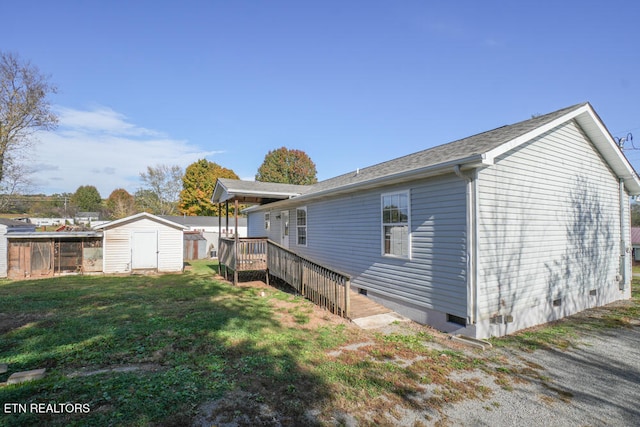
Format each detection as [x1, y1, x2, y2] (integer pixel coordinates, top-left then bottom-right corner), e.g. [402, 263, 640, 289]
[309, 102, 588, 191]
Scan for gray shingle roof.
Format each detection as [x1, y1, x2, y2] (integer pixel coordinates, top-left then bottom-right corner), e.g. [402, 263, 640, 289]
[221, 102, 640, 207]
[217, 178, 309, 195]
[308, 103, 586, 193]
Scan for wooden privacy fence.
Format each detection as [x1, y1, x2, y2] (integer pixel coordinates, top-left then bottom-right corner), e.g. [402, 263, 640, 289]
[218, 237, 350, 318]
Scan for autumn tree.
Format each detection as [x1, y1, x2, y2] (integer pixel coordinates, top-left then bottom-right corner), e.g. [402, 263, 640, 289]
[106, 188, 136, 219]
[179, 159, 239, 216]
[0, 52, 58, 183]
[71, 185, 102, 212]
[137, 164, 182, 215]
[255, 147, 317, 185]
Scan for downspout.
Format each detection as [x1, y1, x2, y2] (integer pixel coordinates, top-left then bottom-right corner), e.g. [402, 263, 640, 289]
[454, 165, 478, 326]
[619, 179, 628, 290]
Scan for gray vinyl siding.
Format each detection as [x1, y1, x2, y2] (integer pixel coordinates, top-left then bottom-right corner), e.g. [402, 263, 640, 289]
[248, 214, 265, 237]
[476, 120, 623, 319]
[274, 174, 468, 317]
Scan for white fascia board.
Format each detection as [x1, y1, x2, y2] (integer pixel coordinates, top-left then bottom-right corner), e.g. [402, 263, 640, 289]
[211, 181, 229, 203]
[246, 154, 487, 212]
[94, 212, 187, 231]
[225, 189, 302, 198]
[217, 190, 302, 204]
[575, 109, 640, 195]
[483, 103, 640, 195]
[483, 104, 591, 164]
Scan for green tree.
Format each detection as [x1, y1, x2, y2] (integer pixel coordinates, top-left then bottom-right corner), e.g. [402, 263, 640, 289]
[71, 185, 102, 212]
[255, 147, 317, 185]
[106, 188, 136, 219]
[0, 52, 58, 183]
[179, 159, 238, 216]
[27, 193, 71, 217]
[138, 164, 183, 215]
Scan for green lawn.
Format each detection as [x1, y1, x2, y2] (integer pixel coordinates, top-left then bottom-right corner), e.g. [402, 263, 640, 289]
[1, 263, 638, 426]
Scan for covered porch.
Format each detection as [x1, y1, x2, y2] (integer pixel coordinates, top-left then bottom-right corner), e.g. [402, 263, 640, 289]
[212, 179, 353, 318]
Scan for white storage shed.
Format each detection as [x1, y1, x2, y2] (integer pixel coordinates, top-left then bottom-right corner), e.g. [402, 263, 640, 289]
[94, 213, 186, 274]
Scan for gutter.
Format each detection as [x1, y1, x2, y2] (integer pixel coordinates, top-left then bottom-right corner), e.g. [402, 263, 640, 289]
[620, 178, 628, 290]
[246, 154, 489, 212]
[454, 165, 479, 326]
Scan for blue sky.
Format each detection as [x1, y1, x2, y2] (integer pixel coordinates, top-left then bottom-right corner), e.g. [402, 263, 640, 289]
[3, 1, 640, 197]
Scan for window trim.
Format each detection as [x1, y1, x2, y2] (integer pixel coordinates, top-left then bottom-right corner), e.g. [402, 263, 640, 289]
[381, 190, 411, 259]
[296, 207, 307, 246]
[264, 212, 270, 230]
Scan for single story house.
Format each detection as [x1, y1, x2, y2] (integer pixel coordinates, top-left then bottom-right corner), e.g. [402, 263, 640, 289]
[94, 212, 186, 274]
[213, 102, 640, 339]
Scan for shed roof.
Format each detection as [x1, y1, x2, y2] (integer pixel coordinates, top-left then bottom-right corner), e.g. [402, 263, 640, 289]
[631, 227, 640, 245]
[7, 231, 102, 239]
[184, 231, 207, 241]
[93, 212, 187, 230]
[0, 218, 37, 230]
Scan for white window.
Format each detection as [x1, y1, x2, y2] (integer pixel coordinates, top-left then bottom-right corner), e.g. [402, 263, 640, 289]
[265, 213, 270, 230]
[296, 207, 307, 246]
[382, 191, 410, 258]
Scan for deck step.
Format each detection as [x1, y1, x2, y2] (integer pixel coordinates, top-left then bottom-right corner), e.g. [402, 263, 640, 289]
[348, 291, 392, 320]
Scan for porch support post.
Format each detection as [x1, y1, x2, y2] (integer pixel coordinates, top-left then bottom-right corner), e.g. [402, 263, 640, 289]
[234, 199, 239, 285]
[218, 205, 222, 260]
[225, 201, 229, 236]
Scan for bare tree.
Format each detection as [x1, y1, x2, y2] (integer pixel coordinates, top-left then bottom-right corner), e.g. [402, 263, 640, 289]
[138, 164, 183, 215]
[0, 52, 58, 183]
[0, 155, 34, 211]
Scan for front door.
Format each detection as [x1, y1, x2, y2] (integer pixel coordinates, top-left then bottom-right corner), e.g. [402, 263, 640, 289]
[132, 231, 158, 269]
[280, 211, 289, 249]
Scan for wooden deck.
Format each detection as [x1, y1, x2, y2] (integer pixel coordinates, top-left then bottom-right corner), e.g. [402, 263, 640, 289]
[219, 238, 352, 318]
[347, 291, 392, 320]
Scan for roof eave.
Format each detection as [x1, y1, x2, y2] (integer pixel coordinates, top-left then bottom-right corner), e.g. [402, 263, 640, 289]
[483, 103, 640, 195]
[245, 154, 488, 212]
[93, 212, 188, 230]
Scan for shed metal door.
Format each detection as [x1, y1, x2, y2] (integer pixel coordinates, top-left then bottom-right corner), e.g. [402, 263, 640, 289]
[131, 231, 158, 269]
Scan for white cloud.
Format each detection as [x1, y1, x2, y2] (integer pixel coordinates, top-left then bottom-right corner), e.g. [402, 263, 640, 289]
[55, 106, 162, 137]
[31, 106, 220, 197]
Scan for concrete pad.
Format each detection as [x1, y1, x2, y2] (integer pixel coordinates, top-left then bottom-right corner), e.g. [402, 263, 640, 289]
[7, 368, 46, 384]
[450, 335, 492, 351]
[352, 312, 410, 329]
[0, 364, 7, 374]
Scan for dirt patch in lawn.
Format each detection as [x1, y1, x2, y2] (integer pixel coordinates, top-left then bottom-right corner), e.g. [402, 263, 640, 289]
[0, 312, 54, 335]
[237, 279, 352, 330]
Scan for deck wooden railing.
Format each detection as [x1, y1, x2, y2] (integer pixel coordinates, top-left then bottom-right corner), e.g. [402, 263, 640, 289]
[219, 237, 268, 276]
[266, 240, 350, 318]
[218, 237, 350, 318]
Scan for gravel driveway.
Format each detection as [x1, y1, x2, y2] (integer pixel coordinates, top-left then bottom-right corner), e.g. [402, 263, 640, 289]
[439, 326, 640, 426]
